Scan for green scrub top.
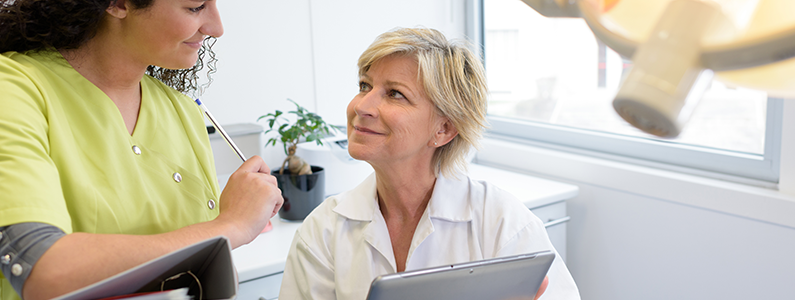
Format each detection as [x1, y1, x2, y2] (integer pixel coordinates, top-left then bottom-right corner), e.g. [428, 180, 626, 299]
[0, 50, 222, 299]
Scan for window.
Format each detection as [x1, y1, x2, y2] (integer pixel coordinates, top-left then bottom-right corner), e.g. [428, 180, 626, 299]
[479, 0, 782, 184]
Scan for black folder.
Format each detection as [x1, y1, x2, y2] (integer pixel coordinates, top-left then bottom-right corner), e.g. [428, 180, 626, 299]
[54, 236, 237, 300]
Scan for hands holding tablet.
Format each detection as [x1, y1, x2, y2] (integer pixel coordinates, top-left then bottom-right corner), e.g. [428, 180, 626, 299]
[535, 276, 549, 300]
[505, 276, 548, 300]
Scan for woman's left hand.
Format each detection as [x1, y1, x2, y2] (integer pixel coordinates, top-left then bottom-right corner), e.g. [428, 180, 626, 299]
[534, 276, 549, 300]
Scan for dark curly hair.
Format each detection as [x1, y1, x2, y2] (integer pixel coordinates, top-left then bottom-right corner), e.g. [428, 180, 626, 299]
[0, 0, 217, 94]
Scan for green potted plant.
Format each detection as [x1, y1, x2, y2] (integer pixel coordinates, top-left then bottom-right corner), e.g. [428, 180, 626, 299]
[258, 99, 340, 221]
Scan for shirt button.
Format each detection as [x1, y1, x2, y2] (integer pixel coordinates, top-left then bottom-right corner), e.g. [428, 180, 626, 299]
[173, 172, 182, 183]
[208, 199, 216, 210]
[1, 254, 10, 265]
[11, 263, 22, 276]
[132, 145, 142, 155]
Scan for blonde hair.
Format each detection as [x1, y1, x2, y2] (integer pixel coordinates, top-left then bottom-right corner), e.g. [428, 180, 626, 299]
[358, 28, 488, 177]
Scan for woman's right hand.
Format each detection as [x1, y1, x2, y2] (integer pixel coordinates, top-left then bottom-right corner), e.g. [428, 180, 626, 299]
[534, 276, 549, 300]
[215, 155, 284, 247]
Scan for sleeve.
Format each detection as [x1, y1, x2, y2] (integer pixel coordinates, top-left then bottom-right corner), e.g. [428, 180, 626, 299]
[0, 223, 66, 297]
[278, 230, 337, 300]
[0, 56, 72, 232]
[495, 212, 581, 300]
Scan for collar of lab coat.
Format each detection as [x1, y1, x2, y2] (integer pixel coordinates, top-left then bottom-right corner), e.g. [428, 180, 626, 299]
[332, 172, 473, 223]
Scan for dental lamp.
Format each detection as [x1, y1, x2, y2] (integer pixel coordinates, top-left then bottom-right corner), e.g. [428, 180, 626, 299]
[519, 0, 795, 138]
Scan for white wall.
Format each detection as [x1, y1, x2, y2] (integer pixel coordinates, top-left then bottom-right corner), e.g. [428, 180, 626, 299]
[309, 0, 468, 126]
[566, 183, 795, 300]
[204, 0, 315, 131]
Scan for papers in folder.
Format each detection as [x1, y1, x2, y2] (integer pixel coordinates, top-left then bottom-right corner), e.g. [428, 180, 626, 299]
[53, 236, 238, 300]
[98, 288, 189, 300]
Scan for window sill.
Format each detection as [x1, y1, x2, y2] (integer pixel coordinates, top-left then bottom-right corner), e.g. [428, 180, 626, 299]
[475, 136, 795, 229]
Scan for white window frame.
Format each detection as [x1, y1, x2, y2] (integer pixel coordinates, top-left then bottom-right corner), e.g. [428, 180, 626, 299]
[468, 0, 783, 185]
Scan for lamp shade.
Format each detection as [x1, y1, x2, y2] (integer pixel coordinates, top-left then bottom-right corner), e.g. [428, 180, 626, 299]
[520, 0, 795, 137]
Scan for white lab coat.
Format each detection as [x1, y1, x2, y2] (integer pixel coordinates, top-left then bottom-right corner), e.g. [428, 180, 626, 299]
[279, 172, 581, 300]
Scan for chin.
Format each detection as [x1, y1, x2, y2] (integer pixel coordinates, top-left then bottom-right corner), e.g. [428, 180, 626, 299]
[346, 143, 371, 161]
[166, 53, 201, 70]
[156, 61, 197, 71]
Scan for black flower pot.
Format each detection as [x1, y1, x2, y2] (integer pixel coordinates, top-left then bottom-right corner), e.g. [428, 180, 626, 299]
[272, 166, 325, 221]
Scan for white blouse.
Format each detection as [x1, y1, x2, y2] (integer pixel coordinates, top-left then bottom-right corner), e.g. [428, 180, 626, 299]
[279, 172, 581, 300]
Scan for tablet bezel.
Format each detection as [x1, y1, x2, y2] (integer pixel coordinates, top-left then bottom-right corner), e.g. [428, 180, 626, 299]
[365, 250, 555, 300]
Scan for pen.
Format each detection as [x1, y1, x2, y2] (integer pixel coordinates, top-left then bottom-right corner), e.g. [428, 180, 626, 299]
[195, 99, 247, 162]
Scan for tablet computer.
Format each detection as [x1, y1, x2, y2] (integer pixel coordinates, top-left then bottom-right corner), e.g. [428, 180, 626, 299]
[365, 250, 555, 300]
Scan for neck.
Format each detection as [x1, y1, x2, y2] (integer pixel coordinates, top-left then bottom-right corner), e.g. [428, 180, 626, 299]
[373, 159, 437, 221]
[59, 38, 147, 98]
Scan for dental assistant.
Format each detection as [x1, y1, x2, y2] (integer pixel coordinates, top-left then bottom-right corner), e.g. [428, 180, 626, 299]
[0, 1, 283, 299]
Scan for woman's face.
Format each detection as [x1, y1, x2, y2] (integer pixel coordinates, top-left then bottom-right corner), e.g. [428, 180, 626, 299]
[120, 0, 223, 69]
[347, 54, 446, 167]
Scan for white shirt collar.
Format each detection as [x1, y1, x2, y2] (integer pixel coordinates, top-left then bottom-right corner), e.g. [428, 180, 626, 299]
[333, 172, 473, 222]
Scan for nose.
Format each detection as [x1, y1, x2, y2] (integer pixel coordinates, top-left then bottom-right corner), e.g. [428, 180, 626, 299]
[201, 2, 224, 38]
[353, 89, 380, 118]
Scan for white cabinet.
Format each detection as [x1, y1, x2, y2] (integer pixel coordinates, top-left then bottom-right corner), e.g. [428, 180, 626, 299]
[237, 272, 283, 300]
[530, 200, 569, 261]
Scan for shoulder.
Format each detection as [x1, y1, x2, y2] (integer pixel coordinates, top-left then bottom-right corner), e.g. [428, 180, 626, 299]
[296, 174, 376, 245]
[1, 51, 57, 88]
[458, 175, 546, 247]
[297, 191, 361, 236]
[1, 51, 28, 70]
[2, 50, 42, 67]
[1, 50, 71, 75]
[290, 195, 345, 265]
[298, 195, 343, 236]
[2, 50, 94, 109]
[445, 174, 533, 219]
[433, 173, 540, 229]
[0, 51, 65, 122]
[1, 52, 42, 111]
[295, 193, 349, 242]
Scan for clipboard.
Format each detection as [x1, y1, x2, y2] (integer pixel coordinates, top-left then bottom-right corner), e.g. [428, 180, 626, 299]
[54, 236, 237, 300]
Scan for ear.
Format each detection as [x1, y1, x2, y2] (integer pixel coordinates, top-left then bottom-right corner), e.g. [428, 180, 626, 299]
[106, 0, 130, 19]
[432, 118, 458, 148]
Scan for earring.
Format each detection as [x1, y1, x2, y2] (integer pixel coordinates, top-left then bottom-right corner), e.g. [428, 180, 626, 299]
[434, 142, 438, 145]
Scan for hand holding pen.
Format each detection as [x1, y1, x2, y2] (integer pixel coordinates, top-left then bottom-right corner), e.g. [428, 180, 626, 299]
[196, 99, 284, 246]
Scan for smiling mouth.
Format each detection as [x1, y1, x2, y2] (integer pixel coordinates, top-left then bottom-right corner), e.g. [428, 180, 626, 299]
[184, 41, 203, 48]
[354, 125, 382, 135]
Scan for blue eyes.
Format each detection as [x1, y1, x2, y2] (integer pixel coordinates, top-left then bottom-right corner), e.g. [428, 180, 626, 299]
[359, 81, 371, 92]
